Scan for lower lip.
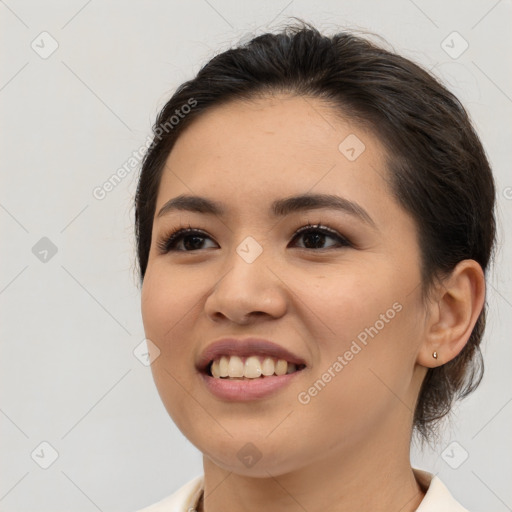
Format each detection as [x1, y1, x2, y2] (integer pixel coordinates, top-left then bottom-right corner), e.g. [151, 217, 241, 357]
[200, 370, 303, 401]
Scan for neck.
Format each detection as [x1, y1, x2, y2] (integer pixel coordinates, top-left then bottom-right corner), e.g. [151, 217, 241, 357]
[200, 415, 425, 512]
[201, 458, 424, 512]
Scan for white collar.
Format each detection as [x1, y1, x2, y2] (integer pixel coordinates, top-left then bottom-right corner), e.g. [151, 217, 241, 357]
[412, 468, 469, 511]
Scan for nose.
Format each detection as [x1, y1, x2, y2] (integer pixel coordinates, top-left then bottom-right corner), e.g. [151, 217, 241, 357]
[204, 242, 288, 325]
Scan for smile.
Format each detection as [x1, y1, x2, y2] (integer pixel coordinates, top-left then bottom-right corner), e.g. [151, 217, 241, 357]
[208, 355, 306, 379]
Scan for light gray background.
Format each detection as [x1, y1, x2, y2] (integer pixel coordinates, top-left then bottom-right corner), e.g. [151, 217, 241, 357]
[1, 1, 511, 511]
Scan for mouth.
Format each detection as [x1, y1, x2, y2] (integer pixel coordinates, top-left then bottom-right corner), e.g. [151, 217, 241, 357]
[205, 355, 307, 379]
[196, 338, 308, 400]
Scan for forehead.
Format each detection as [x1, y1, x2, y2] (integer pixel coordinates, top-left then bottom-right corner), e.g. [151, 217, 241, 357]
[156, 94, 393, 220]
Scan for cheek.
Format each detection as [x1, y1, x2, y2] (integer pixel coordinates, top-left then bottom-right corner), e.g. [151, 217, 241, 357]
[294, 310, 419, 452]
[298, 267, 421, 406]
[296, 267, 398, 346]
[141, 262, 198, 339]
[141, 265, 205, 433]
[140, 263, 203, 385]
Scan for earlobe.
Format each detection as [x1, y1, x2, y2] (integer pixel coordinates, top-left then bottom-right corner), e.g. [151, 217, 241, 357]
[417, 260, 486, 368]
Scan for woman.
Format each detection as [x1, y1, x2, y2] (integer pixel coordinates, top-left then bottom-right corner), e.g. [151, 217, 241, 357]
[133, 21, 496, 511]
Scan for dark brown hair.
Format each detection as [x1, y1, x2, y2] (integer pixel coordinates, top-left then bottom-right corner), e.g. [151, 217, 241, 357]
[135, 20, 496, 443]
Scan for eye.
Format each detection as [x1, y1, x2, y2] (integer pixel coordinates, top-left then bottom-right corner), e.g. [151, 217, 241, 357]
[157, 227, 218, 253]
[289, 223, 352, 250]
[156, 222, 352, 254]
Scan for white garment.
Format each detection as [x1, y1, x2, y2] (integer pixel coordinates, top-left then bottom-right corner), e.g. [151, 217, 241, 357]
[134, 468, 469, 512]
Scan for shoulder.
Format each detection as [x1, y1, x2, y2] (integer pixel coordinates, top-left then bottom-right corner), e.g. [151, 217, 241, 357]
[413, 468, 470, 511]
[133, 474, 204, 512]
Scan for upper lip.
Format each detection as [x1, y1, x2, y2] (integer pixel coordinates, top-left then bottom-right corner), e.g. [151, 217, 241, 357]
[196, 337, 307, 372]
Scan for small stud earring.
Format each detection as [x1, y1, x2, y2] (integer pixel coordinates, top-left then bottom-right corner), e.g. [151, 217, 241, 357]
[432, 351, 438, 359]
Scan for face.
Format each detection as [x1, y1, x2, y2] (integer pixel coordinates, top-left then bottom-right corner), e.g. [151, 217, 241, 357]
[141, 94, 428, 476]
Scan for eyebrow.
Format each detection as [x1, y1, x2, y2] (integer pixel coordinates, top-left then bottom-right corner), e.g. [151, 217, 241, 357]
[157, 193, 376, 228]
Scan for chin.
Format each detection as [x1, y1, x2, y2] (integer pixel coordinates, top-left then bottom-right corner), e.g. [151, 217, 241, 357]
[190, 430, 310, 478]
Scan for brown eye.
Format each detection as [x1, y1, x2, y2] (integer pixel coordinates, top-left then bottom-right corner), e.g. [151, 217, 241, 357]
[157, 228, 218, 253]
[157, 224, 352, 254]
[290, 225, 352, 250]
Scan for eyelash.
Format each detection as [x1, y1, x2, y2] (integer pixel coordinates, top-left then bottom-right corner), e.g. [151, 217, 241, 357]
[156, 222, 353, 254]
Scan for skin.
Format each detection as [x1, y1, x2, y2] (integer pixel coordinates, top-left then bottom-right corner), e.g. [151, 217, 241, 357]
[140, 94, 485, 512]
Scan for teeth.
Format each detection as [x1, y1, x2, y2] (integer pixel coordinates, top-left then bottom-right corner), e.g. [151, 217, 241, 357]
[261, 357, 275, 376]
[228, 355, 244, 377]
[211, 359, 221, 378]
[209, 355, 301, 379]
[244, 356, 262, 378]
[286, 363, 297, 374]
[275, 359, 288, 376]
[219, 356, 229, 377]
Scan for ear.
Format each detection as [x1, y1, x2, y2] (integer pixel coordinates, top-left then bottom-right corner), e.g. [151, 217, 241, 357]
[417, 260, 486, 368]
